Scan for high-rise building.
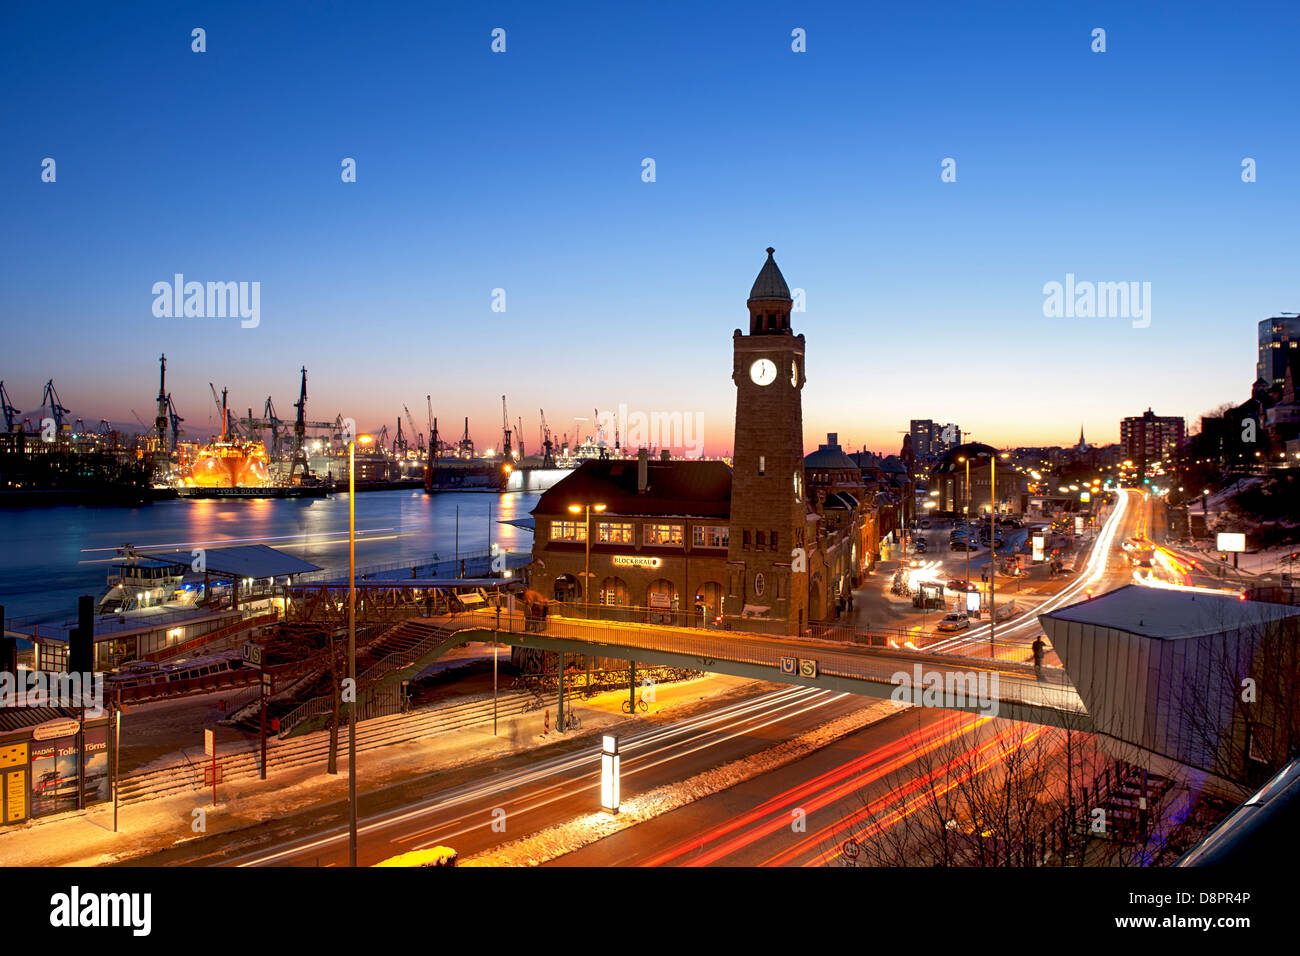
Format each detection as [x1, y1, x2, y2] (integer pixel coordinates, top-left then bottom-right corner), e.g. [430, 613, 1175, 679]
[1258, 314, 1300, 388]
[1120, 409, 1186, 465]
[909, 419, 961, 459]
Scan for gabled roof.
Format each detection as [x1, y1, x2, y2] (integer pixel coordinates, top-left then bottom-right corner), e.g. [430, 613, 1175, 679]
[533, 458, 732, 518]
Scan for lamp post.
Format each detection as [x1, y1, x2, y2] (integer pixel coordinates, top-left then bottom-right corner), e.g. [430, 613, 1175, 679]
[567, 501, 607, 618]
[958, 455, 971, 592]
[347, 433, 373, 867]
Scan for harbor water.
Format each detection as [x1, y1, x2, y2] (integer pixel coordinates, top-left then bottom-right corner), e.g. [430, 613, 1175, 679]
[0, 489, 540, 621]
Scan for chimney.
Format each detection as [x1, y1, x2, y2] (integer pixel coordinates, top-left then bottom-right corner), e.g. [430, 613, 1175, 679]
[638, 448, 648, 493]
[828, 432, 837, 446]
[660, 449, 670, 461]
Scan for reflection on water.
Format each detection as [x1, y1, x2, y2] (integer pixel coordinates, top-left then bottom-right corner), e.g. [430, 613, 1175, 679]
[0, 490, 539, 619]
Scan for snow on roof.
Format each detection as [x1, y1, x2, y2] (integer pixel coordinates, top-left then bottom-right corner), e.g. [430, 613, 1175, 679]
[1042, 584, 1300, 640]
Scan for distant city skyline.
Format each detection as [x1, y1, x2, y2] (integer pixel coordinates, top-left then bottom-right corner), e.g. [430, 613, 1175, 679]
[3, 1, 1296, 456]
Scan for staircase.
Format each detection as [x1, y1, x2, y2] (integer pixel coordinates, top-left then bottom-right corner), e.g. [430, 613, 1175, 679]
[117, 690, 535, 807]
[275, 619, 476, 738]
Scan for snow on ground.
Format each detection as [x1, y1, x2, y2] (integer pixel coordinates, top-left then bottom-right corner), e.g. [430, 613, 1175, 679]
[0, 674, 756, 867]
[463, 698, 907, 867]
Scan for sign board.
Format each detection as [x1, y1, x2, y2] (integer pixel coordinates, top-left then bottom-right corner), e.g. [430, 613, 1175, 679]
[799, 659, 818, 679]
[1080, 491, 1091, 503]
[966, 591, 981, 613]
[1217, 533, 1246, 553]
[613, 555, 663, 570]
[242, 642, 264, 667]
[842, 838, 861, 861]
[1074, 516, 1084, 535]
[648, 592, 672, 609]
[203, 764, 224, 787]
[1032, 535, 1045, 562]
[261, 673, 273, 692]
[204, 728, 215, 757]
[32, 718, 80, 741]
[779, 657, 797, 676]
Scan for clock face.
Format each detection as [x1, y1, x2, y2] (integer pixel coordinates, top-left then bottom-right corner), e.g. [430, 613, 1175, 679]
[750, 358, 777, 386]
[790, 360, 798, 386]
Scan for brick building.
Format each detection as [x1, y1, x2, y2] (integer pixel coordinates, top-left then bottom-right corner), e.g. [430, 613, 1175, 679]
[528, 248, 872, 635]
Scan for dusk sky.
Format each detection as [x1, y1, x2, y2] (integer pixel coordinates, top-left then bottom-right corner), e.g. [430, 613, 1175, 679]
[3, 1, 1297, 456]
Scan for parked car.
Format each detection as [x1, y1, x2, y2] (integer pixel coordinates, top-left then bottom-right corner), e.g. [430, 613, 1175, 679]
[914, 539, 928, 553]
[951, 539, 980, 551]
[919, 520, 932, 529]
[936, 612, 971, 632]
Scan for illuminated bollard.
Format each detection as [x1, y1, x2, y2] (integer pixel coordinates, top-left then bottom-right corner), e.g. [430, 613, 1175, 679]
[600, 735, 620, 814]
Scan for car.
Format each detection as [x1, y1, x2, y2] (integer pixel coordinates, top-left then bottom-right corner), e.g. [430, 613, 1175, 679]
[914, 540, 928, 553]
[946, 579, 975, 592]
[936, 612, 971, 632]
[919, 520, 932, 529]
[951, 539, 978, 551]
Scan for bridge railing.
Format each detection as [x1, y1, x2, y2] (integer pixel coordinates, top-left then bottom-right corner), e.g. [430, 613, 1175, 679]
[445, 608, 1087, 718]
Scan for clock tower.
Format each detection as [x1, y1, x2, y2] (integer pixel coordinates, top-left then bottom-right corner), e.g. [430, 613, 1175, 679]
[725, 248, 808, 634]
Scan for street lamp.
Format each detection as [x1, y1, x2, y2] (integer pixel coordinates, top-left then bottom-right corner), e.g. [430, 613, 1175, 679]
[347, 432, 373, 867]
[567, 501, 607, 616]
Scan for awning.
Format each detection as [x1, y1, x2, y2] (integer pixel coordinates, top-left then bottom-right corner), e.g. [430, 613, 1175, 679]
[142, 544, 322, 580]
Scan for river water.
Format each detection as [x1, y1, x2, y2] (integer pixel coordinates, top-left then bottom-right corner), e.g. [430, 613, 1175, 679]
[0, 489, 540, 621]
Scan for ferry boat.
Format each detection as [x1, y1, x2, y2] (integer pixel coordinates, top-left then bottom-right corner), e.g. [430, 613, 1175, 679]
[97, 547, 200, 614]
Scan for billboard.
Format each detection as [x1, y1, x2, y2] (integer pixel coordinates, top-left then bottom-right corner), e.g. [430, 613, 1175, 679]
[1216, 533, 1246, 553]
[1032, 535, 1045, 562]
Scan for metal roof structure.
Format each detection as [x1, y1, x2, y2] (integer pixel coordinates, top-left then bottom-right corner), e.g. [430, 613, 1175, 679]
[142, 544, 321, 580]
[1042, 584, 1300, 640]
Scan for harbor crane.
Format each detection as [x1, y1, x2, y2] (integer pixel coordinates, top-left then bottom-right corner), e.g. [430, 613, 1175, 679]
[403, 404, 422, 456]
[501, 395, 512, 461]
[0, 381, 20, 432]
[208, 383, 235, 438]
[40, 379, 70, 434]
[539, 408, 555, 468]
[393, 416, 407, 457]
[458, 417, 474, 459]
[166, 394, 184, 449]
[516, 415, 525, 460]
[154, 354, 170, 453]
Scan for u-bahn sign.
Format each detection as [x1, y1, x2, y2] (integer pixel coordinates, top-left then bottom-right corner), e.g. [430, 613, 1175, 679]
[242, 642, 264, 667]
[779, 657, 797, 676]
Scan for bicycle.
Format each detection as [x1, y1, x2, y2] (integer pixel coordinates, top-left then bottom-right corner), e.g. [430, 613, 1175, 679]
[560, 709, 581, 731]
[621, 696, 650, 714]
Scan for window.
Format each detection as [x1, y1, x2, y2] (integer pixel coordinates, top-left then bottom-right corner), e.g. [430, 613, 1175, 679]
[692, 525, 729, 548]
[759, 455, 765, 476]
[549, 520, 586, 542]
[743, 530, 751, 550]
[643, 523, 684, 546]
[597, 522, 634, 544]
[770, 531, 779, 550]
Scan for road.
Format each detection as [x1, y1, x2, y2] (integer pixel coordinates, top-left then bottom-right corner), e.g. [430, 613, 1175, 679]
[124, 684, 872, 866]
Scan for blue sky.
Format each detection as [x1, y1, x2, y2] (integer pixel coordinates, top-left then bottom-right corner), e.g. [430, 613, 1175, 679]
[2, 0, 1297, 455]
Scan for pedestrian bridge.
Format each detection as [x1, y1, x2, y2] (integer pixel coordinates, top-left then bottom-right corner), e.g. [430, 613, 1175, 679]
[436, 607, 1094, 732]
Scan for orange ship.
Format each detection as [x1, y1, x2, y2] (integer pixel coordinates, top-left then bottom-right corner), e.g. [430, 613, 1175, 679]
[183, 438, 271, 487]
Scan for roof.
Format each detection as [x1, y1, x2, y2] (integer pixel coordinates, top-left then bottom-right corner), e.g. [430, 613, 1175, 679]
[533, 458, 732, 519]
[931, 442, 1001, 473]
[805, 438, 859, 471]
[748, 247, 791, 300]
[142, 544, 322, 579]
[1041, 584, 1300, 640]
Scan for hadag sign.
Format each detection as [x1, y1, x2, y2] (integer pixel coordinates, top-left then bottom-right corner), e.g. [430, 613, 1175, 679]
[32, 718, 80, 740]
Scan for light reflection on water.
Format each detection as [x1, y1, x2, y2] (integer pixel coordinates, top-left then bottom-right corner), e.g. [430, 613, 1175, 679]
[0, 489, 539, 619]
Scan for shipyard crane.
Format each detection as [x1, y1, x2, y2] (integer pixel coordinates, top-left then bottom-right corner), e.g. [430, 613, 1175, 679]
[458, 417, 474, 459]
[501, 395, 512, 461]
[167, 394, 184, 450]
[393, 417, 406, 457]
[376, 424, 390, 451]
[0, 381, 20, 432]
[539, 409, 555, 468]
[154, 354, 169, 453]
[403, 404, 421, 456]
[516, 415, 525, 460]
[41, 380, 70, 433]
[208, 383, 237, 439]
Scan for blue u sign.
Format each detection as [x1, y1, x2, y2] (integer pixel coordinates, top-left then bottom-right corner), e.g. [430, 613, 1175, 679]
[779, 656, 797, 676]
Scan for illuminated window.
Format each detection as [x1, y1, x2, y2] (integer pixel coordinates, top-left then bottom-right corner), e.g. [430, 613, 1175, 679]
[549, 520, 586, 542]
[597, 522, 634, 544]
[643, 523, 684, 546]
